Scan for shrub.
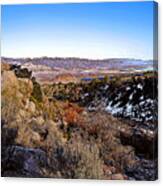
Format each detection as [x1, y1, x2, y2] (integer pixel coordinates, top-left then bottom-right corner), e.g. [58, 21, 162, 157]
[31, 78, 43, 102]
[63, 103, 83, 125]
[46, 139, 104, 179]
[1, 78, 22, 123]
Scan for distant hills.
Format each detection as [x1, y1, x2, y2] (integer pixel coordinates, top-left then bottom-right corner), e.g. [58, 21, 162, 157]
[1, 57, 154, 73]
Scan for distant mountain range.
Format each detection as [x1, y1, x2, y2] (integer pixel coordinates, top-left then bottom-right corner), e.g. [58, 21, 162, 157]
[1, 57, 155, 73]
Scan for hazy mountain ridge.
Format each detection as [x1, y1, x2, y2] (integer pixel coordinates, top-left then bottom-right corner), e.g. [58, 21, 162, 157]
[2, 57, 153, 71]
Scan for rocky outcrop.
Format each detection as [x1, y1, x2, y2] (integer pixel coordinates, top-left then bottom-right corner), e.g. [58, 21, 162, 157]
[2, 145, 47, 177]
[1, 121, 45, 177]
[119, 122, 158, 158]
[14, 66, 32, 79]
[125, 158, 158, 180]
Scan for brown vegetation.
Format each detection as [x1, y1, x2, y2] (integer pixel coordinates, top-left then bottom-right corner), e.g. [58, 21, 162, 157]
[1, 64, 157, 180]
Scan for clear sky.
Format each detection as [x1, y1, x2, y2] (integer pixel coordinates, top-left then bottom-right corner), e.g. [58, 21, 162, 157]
[1, 1, 156, 59]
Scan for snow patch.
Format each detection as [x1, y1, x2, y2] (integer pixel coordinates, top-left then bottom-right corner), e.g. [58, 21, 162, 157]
[137, 84, 143, 90]
[126, 86, 131, 91]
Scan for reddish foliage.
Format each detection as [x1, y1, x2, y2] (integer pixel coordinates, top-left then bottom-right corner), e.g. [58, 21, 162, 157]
[63, 102, 83, 124]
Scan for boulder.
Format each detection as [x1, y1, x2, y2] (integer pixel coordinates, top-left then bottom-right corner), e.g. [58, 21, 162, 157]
[111, 173, 124, 180]
[120, 125, 158, 158]
[125, 158, 158, 180]
[1, 145, 47, 177]
[15, 67, 32, 79]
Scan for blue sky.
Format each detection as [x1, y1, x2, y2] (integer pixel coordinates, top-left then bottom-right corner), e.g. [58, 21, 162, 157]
[1, 2, 156, 59]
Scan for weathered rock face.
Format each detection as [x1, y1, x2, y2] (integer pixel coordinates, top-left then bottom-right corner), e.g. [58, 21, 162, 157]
[125, 158, 158, 180]
[1, 120, 17, 147]
[119, 122, 158, 158]
[15, 67, 32, 79]
[1, 145, 47, 177]
[111, 173, 125, 180]
[1, 122, 40, 177]
[1, 118, 62, 178]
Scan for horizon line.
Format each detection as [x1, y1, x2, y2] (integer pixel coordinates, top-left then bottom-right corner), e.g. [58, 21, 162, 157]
[1, 56, 153, 61]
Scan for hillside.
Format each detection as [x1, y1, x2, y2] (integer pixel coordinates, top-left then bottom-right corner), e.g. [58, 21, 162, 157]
[1, 63, 158, 180]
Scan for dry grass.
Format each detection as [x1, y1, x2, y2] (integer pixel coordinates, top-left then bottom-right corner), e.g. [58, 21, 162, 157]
[45, 137, 104, 179]
[1, 72, 22, 123]
[2, 68, 139, 179]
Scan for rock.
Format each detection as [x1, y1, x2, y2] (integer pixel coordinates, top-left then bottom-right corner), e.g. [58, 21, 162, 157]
[1, 125, 18, 146]
[31, 131, 41, 142]
[1, 145, 47, 177]
[111, 173, 124, 180]
[103, 165, 112, 176]
[110, 166, 116, 174]
[125, 158, 158, 180]
[9, 64, 21, 71]
[15, 67, 32, 79]
[120, 125, 158, 158]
